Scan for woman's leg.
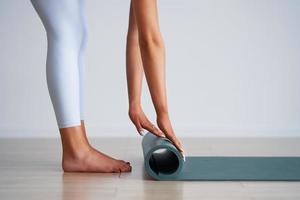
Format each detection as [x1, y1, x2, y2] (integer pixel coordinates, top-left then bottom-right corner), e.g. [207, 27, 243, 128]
[31, 0, 131, 172]
[77, 0, 89, 142]
[78, 0, 87, 122]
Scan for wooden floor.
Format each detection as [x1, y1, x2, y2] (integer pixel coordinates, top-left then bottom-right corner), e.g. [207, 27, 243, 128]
[0, 137, 300, 200]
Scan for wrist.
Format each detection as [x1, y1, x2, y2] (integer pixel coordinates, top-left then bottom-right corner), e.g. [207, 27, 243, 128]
[129, 100, 141, 111]
[156, 110, 169, 119]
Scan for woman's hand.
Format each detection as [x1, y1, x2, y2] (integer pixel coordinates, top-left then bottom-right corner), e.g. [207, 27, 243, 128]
[129, 105, 185, 160]
[129, 105, 165, 138]
[157, 113, 185, 160]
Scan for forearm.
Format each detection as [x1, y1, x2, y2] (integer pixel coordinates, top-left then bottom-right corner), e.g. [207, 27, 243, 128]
[131, 0, 169, 117]
[126, 2, 143, 110]
[129, 0, 184, 156]
[126, 37, 143, 108]
[139, 36, 169, 116]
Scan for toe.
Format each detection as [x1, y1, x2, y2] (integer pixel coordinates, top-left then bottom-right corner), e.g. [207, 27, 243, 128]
[120, 160, 131, 167]
[118, 160, 127, 164]
[126, 163, 132, 172]
[121, 163, 131, 172]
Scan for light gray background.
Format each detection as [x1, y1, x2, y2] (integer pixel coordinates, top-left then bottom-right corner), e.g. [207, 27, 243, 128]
[0, 0, 299, 138]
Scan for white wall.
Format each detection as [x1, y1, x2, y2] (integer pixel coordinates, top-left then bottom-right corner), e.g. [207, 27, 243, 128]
[0, 0, 299, 138]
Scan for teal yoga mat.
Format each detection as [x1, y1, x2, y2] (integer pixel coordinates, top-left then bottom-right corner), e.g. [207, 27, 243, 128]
[142, 132, 300, 181]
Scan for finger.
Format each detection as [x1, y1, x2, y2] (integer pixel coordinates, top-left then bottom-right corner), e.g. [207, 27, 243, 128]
[142, 121, 165, 138]
[166, 135, 185, 157]
[134, 121, 145, 136]
[147, 119, 165, 137]
[173, 142, 185, 161]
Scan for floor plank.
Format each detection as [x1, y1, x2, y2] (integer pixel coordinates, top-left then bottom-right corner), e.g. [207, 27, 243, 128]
[0, 137, 300, 200]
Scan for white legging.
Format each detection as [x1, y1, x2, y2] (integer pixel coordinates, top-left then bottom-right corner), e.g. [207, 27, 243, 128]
[31, 0, 87, 128]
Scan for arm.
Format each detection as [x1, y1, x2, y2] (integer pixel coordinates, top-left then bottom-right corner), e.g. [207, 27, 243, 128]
[126, 2, 164, 138]
[126, 2, 143, 110]
[131, 0, 185, 158]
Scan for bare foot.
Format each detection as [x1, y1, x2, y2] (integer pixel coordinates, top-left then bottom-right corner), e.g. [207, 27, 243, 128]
[62, 147, 132, 173]
[60, 124, 131, 173]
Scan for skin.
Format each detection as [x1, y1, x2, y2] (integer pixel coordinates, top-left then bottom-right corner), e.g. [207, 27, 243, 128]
[60, 0, 184, 173]
[60, 121, 132, 173]
[126, 0, 185, 158]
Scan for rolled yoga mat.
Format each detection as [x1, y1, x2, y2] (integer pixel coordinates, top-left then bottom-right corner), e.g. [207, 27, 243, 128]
[142, 132, 300, 181]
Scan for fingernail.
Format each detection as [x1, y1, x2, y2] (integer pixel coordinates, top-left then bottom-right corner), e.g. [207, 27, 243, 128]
[161, 134, 166, 138]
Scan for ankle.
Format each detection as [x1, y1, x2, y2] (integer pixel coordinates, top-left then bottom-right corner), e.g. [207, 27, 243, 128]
[62, 145, 91, 161]
[59, 125, 91, 159]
